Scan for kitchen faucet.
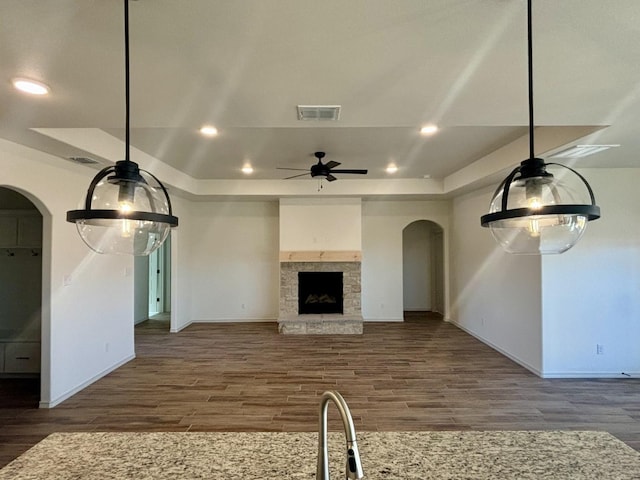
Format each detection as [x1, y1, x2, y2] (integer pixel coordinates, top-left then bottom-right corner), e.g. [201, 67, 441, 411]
[316, 390, 364, 480]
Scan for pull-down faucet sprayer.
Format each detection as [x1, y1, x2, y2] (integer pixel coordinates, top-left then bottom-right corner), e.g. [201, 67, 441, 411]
[316, 390, 364, 480]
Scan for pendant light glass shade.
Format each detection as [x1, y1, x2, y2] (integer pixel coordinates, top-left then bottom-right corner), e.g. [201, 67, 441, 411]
[66, 0, 178, 255]
[480, 0, 600, 254]
[481, 158, 600, 254]
[67, 160, 178, 256]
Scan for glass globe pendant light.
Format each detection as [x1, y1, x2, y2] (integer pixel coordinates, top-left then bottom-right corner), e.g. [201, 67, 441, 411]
[67, 0, 178, 256]
[480, 0, 600, 254]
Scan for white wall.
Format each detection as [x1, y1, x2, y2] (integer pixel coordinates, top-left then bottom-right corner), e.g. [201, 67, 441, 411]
[0, 139, 134, 407]
[186, 201, 279, 322]
[168, 195, 192, 332]
[362, 200, 450, 322]
[163, 236, 171, 312]
[431, 228, 445, 314]
[541, 169, 640, 377]
[279, 198, 361, 251]
[133, 255, 149, 324]
[450, 186, 543, 374]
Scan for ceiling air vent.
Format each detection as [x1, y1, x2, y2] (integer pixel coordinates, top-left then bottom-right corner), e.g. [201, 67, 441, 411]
[297, 105, 341, 121]
[550, 144, 619, 159]
[68, 156, 100, 165]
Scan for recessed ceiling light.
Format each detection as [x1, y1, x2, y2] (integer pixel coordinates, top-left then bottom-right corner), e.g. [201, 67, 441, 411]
[386, 164, 398, 174]
[420, 125, 438, 135]
[12, 77, 50, 95]
[199, 125, 218, 136]
[241, 165, 254, 174]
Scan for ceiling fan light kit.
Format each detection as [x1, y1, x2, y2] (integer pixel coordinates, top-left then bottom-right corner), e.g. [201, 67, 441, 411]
[66, 0, 178, 256]
[480, 0, 600, 255]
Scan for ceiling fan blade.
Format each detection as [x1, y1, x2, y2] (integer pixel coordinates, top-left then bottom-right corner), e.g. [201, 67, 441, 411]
[326, 174, 337, 182]
[283, 172, 311, 179]
[324, 160, 341, 169]
[277, 167, 310, 171]
[329, 169, 368, 175]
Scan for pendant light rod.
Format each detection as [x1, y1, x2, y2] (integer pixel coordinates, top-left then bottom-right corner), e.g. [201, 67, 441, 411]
[124, 0, 130, 163]
[527, 0, 535, 160]
[66, 0, 178, 256]
[480, 0, 600, 254]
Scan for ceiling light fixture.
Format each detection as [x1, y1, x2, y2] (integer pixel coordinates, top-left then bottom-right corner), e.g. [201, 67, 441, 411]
[66, 0, 178, 256]
[480, 0, 600, 255]
[199, 125, 218, 136]
[12, 78, 50, 95]
[386, 164, 398, 174]
[420, 125, 438, 135]
[242, 165, 254, 174]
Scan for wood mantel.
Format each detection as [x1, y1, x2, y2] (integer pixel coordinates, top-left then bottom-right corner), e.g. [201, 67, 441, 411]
[279, 250, 361, 262]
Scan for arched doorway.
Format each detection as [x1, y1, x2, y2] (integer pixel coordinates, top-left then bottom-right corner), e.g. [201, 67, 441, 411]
[0, 187, 43, 407]
[402, 220, 444, 317]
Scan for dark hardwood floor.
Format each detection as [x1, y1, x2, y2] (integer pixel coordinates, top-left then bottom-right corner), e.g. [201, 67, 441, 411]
[1, 312, 639, 468]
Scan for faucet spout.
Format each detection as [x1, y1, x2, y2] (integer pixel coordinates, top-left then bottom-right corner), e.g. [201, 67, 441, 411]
[316, 390, 364, 480]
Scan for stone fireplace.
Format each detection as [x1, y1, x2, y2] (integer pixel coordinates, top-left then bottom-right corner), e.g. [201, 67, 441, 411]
[278, 251, 363, 334]
[278, 198, 363, 334]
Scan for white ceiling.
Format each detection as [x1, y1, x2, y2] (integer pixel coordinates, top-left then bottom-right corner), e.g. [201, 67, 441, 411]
[2, 0, 640, 197]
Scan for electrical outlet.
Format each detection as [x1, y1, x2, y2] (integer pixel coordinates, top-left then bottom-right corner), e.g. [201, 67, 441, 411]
[104, 342, 110, 353]
[241, 303, 246, 310]
[63, 274, 72, 286]
[596, 344, 604, 355]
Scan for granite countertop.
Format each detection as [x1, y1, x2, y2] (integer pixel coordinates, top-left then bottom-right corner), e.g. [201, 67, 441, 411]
[1, 431, 640, 479]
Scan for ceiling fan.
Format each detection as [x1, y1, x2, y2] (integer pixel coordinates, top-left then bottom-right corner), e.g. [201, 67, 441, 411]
[278, 151, 368, 181]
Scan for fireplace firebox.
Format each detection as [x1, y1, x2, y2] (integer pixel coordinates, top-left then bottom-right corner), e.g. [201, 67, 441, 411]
[298, 272, 343, 314]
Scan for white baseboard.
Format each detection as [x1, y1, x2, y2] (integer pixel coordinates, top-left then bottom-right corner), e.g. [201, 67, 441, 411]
[541, 371, 639, 379]
[450, 320, 543, 377]
[170, 320, 192, 333]
[451, 320, 639, 379]
[40, 354, 135, 409]
[363, 317, 404, 322]
[183, 317, 406, 324]
[170, 318, 276, 332]
[190, 317, 277, 323]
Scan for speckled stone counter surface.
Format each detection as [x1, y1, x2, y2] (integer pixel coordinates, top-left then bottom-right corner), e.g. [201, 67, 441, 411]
[1, 431, 639, 479]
